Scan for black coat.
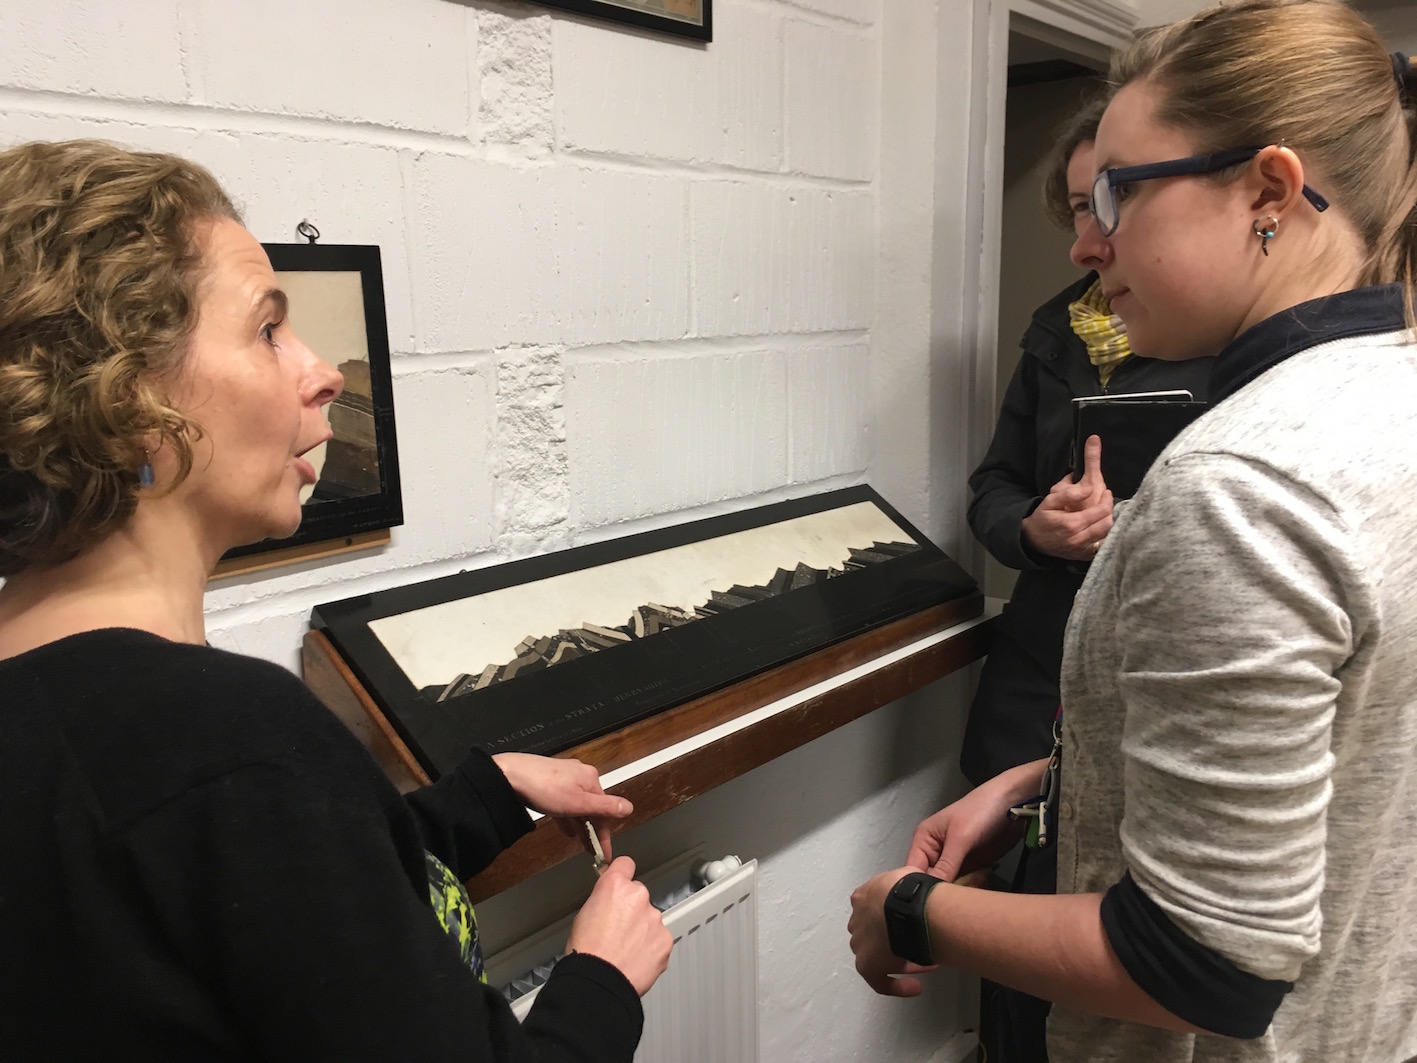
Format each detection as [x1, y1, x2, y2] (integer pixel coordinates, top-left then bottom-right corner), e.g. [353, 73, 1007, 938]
[959, 273, 1216, 784]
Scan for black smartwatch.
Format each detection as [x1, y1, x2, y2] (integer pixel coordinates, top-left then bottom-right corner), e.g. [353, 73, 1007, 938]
[883, 872, 943, 965]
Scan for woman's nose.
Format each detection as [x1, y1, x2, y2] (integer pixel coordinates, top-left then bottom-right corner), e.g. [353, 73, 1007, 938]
[305, 348, 344, 408]
[1070, 215, 1113, 271]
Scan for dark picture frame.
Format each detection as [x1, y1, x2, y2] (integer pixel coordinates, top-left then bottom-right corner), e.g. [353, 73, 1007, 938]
[221, 243, 403, 563]
[534, 0, 711, 42]
[311, 486, 977, 777]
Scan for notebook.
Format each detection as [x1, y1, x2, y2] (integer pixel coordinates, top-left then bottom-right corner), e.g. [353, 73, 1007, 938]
[1071, 390, 1207, 499]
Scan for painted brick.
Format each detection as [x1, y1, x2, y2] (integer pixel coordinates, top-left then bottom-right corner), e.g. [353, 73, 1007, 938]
[478, 4, 554, 154]
[787, 344, 870, 482]
[206, 605, 317, 675]
[565, 349, 788, 526]
[691, 181, 873, 336]
[0, 0, 187, 101]
[411, 155, 690, 351]
[783, 0, 876, 24]
[785, 20, 877, 180]
[495, 346, 569, 539]
[390, 365, 498, 560]
[0, 112, 416, 352]
[188, 0, 471, 135]
[556, 1, 782, 171]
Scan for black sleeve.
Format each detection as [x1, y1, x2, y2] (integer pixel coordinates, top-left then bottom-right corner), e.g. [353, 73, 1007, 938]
[1100, 871, 1293, 1039]
[121, 757, 641, 1063]
[404, 747, 534, 880]
[967, 354, 1049, 571]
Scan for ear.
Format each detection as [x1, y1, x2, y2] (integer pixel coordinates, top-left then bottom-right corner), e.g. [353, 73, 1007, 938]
[1249, 146, 1307, 217]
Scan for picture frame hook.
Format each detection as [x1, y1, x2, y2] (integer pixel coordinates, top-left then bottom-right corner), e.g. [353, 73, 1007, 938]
[296, 219, 321, 244]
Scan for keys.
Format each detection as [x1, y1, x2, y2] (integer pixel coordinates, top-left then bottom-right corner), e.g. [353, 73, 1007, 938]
[1008, 714, 1062, 849]
[585, 820, 608, 876]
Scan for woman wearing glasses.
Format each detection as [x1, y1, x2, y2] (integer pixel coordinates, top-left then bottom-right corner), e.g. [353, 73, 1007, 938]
[962, 95, 1214, 1063]
[849, 2, 1417, 1060]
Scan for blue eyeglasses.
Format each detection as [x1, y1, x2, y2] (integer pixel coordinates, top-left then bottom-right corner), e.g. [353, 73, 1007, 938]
[1089, 148, 1330, 237]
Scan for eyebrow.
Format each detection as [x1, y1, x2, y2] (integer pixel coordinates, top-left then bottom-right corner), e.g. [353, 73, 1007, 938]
[251, 287, 289, 323]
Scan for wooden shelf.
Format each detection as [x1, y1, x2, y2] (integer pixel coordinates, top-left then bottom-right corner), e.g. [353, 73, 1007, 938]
[301, 591, 989, 902]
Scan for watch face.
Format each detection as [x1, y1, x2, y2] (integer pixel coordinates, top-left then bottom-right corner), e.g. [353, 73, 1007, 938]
[893, 876, 925, 902]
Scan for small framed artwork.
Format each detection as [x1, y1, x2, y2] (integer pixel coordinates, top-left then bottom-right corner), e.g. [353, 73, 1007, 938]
[534, 0, 711, 42]
[218, 243, 403, 569]
[311, 485, 978, 776]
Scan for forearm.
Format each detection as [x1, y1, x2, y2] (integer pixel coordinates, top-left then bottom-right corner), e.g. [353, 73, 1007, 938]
[926, 885, 1204, 1034]
[992, 757, 1051, 805]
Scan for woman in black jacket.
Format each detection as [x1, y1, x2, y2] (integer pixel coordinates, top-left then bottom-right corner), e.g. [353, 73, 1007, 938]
[962, 99, 1216, 786]
[959, 98, 1214, 1063]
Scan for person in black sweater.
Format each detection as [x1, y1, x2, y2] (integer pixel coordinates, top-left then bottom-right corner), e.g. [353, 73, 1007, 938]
[0, 140, 671, 1062]
[958, 99, 1214, 1062]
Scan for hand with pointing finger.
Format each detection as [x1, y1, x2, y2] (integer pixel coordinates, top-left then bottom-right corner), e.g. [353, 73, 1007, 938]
[1020, 434, 1114, 561]
[492, 752, 631, 862]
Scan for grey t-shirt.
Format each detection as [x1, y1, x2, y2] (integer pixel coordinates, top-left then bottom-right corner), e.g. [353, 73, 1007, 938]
[1050, 327, 1417, 1062]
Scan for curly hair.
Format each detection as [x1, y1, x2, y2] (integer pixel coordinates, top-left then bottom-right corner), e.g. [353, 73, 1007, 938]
[0, 140, 239, 575]
[1041, 93, 1109, 231]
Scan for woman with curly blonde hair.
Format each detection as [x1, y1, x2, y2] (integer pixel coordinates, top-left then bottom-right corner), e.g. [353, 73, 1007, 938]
[0, 140, 669, 1062]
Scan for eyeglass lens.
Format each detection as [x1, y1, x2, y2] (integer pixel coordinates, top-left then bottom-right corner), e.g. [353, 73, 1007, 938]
[1090, 171, 1118, 237]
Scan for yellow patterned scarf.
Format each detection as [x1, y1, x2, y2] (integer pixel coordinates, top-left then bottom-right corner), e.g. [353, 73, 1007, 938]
[1068, 280, 1132, 387]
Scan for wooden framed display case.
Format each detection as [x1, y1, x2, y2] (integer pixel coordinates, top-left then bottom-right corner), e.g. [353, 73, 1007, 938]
[302, 486, 990, 898]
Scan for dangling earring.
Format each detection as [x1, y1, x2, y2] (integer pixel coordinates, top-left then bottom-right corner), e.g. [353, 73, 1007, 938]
[1253, 215, 1279, 257]
[138, 452, 155, 488]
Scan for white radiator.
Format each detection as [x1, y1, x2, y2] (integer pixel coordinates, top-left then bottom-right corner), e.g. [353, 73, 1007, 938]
[494, 857, 760, 1063]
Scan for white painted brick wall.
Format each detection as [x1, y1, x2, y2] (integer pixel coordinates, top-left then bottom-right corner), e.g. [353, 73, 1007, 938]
[411, 154, 692, 350]
[495, 345, 571, 552]
[691, 181, 874, 335]
[785, 18, 878, 181]
[565, 347, 789, 525]
[0, 0, 188, 101]
[557, 1, 783, 170]
[781, 0, 876, 26]
[188, 0, 473, 135]
[477, 4, 554, 153]
[787, 342, 870, 482]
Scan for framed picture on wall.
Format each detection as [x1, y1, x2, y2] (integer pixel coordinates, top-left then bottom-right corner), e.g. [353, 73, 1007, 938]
[310, 485, 979, 777]
[218, 243, 403, 568]
[533, 0, 711, 42]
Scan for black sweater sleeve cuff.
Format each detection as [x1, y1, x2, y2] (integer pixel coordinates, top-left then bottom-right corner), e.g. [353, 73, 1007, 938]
[1100, 871, 1292, 1039]
[522, 952, 644, 1063]
[403, 748, 533, 878]
[455, 747, 536, 850]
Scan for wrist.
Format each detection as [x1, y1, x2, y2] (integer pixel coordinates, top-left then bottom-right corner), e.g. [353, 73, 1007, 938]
[884, 872, 945, 965]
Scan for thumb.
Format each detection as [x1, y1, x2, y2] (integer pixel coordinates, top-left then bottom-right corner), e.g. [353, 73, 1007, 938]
[1082, 434, 1105, 490]
[581, 792, 634, 819]
[602, 854, 636, 881]
[930, 846, 966, 884]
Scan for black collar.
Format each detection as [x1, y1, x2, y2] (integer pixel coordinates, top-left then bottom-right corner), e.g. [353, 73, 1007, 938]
[1210, 285, 1407, 405]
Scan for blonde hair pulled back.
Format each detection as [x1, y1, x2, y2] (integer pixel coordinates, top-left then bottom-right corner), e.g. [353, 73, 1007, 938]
[1112, 0, 1417, 292]
[0, 140, 239, 575]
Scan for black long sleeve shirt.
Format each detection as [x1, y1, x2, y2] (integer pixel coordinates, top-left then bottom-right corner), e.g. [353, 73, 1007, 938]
[0, 628, 641, 1062]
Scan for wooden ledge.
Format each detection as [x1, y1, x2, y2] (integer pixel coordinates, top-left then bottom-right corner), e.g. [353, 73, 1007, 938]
[301, 592, 990, 903]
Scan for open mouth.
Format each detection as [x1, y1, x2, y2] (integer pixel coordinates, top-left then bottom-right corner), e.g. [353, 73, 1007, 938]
[293, 433, 332, 486]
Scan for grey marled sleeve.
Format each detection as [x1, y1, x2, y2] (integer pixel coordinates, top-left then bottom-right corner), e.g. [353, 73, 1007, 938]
[1110, 451, 1369, 984]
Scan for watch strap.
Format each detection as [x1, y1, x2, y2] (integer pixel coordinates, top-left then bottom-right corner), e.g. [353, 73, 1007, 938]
[884, 871, 943, 965]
